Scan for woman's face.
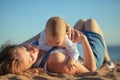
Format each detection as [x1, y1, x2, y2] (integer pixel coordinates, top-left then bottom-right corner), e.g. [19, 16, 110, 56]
[15, 44, 39, 69]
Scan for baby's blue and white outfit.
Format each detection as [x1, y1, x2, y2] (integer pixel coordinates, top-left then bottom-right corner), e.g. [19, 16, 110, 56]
[38, 30, 80, 60]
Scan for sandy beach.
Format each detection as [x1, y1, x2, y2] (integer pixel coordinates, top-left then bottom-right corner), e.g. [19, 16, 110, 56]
[0, 61, 120, 80]
[0, 46, 120, 80]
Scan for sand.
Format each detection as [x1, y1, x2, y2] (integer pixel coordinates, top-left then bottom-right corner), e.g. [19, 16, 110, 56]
[0, 61, 120, 80]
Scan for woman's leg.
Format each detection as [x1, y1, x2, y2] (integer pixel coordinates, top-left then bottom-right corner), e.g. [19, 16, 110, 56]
[74, 19, 114, 68]
[74, 19, 103, 37]
[85, 19, 112, 63]
[74, 19, 86, 31]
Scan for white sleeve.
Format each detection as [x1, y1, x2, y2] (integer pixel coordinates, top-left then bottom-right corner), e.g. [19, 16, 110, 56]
[63, 35, 79, 60]
[38, 30, 52, 51]
[38, 30, 45, 48]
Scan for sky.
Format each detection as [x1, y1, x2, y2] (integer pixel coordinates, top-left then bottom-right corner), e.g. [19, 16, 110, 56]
[0, 0, 120, 46]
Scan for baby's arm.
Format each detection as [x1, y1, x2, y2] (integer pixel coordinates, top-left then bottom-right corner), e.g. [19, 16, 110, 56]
[64, 35, 79, 60]
[63, 35, 80, 70]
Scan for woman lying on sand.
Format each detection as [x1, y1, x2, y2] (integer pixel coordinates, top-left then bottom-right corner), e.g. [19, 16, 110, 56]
[0, 17, 114, 75]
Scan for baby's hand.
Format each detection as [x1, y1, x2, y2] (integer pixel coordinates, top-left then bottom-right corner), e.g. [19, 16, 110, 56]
[66, 59, 77, 71]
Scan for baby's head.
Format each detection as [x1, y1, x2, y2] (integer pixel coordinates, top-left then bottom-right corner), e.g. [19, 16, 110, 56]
[45, 16, 66, 46]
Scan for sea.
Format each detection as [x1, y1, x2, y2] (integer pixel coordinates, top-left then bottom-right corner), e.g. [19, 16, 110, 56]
[76, 44, 120, 61]
[108, 46, 120, 61]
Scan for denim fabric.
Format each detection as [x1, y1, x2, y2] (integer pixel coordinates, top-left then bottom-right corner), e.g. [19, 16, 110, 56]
[81, 31, 105, 69]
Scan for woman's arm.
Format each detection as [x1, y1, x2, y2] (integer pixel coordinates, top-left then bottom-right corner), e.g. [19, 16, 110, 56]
[21, 33, 40, 45]
[64, 33, 96, 74]
[80, 33, 96, 71]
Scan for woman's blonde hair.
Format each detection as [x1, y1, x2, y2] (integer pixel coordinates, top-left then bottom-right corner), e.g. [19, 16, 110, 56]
[0, 45, 26, 75]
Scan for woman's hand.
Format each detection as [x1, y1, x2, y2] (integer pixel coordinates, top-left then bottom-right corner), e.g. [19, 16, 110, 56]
[66, 24, 84, 43]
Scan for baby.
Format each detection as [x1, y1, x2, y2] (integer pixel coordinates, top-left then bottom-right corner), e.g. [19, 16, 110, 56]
[39, 16, 80, 68]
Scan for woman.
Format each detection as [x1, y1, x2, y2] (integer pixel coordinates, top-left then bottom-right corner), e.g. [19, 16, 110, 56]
[0, 18, 114, 75]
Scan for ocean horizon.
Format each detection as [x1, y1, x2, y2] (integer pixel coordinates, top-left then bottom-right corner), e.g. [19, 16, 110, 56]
[108, 46, 120, 61]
